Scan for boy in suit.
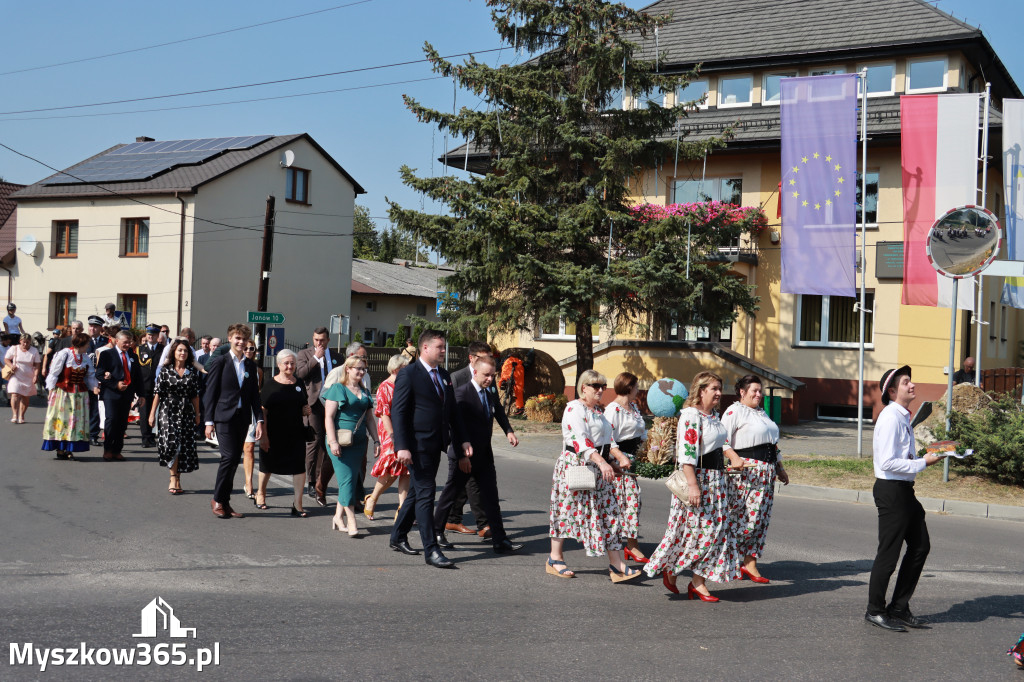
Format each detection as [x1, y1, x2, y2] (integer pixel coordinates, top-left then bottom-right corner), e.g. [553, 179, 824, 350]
[96, 331, 142, 461]
[433, 355, 523, 554]
[203, 324, 264, 519]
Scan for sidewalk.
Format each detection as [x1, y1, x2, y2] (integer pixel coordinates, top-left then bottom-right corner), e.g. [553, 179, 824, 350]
[494, 425, 1023, 523]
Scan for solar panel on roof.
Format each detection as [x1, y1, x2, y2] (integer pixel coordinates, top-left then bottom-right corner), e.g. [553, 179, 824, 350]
[45, 134, 274, 185]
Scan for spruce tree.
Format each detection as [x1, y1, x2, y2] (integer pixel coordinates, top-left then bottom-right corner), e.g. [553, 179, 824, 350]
[389, 0, 761, 372]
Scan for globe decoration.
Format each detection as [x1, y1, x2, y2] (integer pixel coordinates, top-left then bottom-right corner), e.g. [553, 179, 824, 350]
[647, 378, 688, 417]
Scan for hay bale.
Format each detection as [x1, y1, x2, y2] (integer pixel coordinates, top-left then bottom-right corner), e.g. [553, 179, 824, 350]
[638, 416, 677, 466]
[524, 394, 568, 423]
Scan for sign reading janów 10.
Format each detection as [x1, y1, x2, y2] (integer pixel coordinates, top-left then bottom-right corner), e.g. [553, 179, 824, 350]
[247, 311, 285, 325]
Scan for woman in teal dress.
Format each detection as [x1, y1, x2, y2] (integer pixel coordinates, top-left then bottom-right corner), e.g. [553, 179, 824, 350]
[323, 355, 380, 537]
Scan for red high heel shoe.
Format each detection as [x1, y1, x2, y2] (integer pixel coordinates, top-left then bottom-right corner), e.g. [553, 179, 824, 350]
[687, 582, 720, 602]
[624, 547, 649, 564]
[662, 570, 679, 594]
[740, 566, 770, 584]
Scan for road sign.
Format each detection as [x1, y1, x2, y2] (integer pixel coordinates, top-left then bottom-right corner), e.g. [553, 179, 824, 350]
[114, 310, 132, 328]
[247, 311, 285, 325]
[329, 314, 349, 335]
[266, 327, 284, 356]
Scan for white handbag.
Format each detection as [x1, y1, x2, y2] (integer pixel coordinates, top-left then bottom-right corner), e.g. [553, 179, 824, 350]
[566, 464, 598, 491]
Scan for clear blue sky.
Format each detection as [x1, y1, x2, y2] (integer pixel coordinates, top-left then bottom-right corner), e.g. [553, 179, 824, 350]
[1, 0, 1020, 229]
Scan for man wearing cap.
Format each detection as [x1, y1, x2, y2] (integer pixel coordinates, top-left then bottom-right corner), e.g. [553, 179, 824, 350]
[85, 316, 107, 445]
[102, 303, 119, 328]
[134, 324, 164, 448]
[865, 365, 942, 632]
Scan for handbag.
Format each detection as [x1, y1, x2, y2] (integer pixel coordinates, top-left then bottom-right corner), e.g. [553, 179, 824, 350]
[566, 463, 598, 491]
[2, 347, 16, 380]
[336, 412, 366, 448]
[664, 408, 703, 505]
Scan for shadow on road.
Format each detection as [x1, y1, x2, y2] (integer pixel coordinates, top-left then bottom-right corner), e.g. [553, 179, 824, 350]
[718, 559, 871, 602]
[925, 593, 1024, 624]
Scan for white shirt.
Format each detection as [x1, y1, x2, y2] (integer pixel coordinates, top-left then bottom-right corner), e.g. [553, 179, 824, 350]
[872, 402, 926, 480]
[561, 399, 616, 459]
[316, 352, 334, 384]
[675, 407, 729, 466]
[721, 402, 782, 461]
[604, 401, 647, 442]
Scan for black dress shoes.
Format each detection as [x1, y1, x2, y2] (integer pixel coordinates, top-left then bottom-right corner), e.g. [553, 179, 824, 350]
[888, 608, 930, 629]
[493, 539, 525, 554]
[864, 612, 907, 632]
[389, 540, 420, 556]
[435, 533, 455, 550]
[425, 550, 456, 569]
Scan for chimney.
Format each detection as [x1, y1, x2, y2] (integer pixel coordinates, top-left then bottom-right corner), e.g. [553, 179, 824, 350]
[136, 136, 155, 142]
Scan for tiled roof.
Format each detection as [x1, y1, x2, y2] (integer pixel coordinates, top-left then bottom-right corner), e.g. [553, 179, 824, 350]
[13, 133, 365, 200]
[0, 181, 25, 261]
[351, 258, 451, 298]
[634, 0, 979, 67]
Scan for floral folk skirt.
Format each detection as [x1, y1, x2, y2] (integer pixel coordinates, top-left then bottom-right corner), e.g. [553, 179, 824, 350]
[613, 474, 641, 539]
[549, 450, 623, 557]
[41, 388, 90, 452]
[644, 469, 742, 583]
[730, 459, 777, 559]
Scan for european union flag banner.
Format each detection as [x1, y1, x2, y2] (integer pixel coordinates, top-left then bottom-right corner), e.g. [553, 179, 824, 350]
[1002, 99, 1024, 309]
[780, 74, 858, 296]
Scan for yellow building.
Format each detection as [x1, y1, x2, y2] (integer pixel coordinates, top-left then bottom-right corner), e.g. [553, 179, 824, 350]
[471, 0, 1023, 423]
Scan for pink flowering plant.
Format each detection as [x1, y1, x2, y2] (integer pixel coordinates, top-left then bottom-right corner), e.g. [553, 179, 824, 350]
[631, 201, 768, 235]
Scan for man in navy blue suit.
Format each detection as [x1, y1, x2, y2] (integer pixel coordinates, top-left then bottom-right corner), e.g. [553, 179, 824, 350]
[95, 331, 141, 461]
[389, 329, 471, 569]
[203, 323, 263, 519]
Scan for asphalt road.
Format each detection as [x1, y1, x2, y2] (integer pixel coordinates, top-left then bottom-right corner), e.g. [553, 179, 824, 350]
[2, 408, 1022, 681]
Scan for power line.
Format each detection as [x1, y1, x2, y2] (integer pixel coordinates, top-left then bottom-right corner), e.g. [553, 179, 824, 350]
[0, 47, 504, 116]
[0, 0, 379, 77]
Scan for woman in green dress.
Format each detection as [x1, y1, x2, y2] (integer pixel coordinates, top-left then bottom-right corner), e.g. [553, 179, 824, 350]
[323, 355, 380, 536]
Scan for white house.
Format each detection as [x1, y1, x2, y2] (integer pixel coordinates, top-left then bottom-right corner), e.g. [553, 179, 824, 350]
[11, 134, 364, 343]
[350, 258, 446, 345]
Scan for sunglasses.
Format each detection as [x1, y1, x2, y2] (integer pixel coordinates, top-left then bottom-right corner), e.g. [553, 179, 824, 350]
[244, 347, 256, 353]
[588, 383, 607, 390]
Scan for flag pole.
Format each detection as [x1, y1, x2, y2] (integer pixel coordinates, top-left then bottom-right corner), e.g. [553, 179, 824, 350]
[944, 276, 958, 483]
[857, 69, 868, 459]
[975, 83, 992, 386]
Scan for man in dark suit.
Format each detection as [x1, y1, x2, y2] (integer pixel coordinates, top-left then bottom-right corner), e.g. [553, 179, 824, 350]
[389, 329, 471, 569]
[445, 341, 501, 537]
[96, 330, 142, 461]
[434, 355, 524, 554]
[203, 324, 264, 519]
[296, 326, 344, 506]
[134, 324, 165, 448]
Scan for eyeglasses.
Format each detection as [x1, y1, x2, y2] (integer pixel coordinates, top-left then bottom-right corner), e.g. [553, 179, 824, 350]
[588, 383, 607, 390]
[244, 348, 256, 353]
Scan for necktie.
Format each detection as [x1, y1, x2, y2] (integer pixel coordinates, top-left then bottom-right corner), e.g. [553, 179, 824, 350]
[121, 352, 131, 386]
[480, 388, 489, 412]
[430, 368, 444, 400]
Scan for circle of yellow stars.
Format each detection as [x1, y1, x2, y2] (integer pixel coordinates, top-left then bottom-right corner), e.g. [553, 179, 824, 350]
[787, 152, 845, 211]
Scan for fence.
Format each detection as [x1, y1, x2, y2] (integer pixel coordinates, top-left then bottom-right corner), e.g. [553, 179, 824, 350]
[365, 345, 467, 386]
[980, 367, 1024, 401]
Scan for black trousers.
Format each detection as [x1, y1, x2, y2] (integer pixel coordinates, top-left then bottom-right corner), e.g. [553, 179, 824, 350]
[867, 479, 931, 615]
[213, 410, 252, 504]
[446, 477, 488, 529]
[305, 402, 335, 495]
[434, 452, 506, 544]
[137, 394, 154, 440]
[390, 449, 443, 553]
[88, 392, 100, 439]
[101, 394, 133, 454]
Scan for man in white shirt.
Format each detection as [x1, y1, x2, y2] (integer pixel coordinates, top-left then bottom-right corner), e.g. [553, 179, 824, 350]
[195, 335, 212, 364]
[102, 302, 119, 328]
[865, 365, 941, 632]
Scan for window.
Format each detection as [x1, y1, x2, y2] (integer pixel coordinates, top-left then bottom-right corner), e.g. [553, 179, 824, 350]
[365, 300, 376, 311]
[796, 293, 874, 348]
[633, 89, 665, 109]
[52, 220, 78, 257]
[52, 292, 76, 327]
[607, 88, 623, 110]
[122, 218, 149, 256]
[857, 63, 895, 96]
[675, 79, 709, 109]
[415, 303, 427, 316]
[810, 67, 846, 76]
[854, 171, 879, 225]
[118, 294, 147, 328]
[363, 328, 377, 345]
[718, 75, 752, 107]
[539, 315, 599, 340]
[989, 301, 998, 340]
[1000, 304, 1008, 342]
[286, 167, 310, 204]
[762, 72, 796, 105]
[672, 177, 743, 205]
[907, 57, 947, 93]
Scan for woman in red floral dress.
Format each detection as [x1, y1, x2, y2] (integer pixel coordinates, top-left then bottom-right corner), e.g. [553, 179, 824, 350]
[644, 371, 745, 602]
[363, 354, 411, 520]
[547, 370, 640, 583]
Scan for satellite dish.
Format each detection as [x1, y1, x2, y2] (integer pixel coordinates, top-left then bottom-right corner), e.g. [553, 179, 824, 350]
[280, 150, 295, 168]
[18, 234, 38, 256]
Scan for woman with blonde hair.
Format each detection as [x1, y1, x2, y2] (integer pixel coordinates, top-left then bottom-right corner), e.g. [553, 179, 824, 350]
[363, 353, 412, 520]
[5, 333, 41, 423]
[644, 371, 744, 602]
[547, 369, 640, 583]
[323, 355, 380, 536]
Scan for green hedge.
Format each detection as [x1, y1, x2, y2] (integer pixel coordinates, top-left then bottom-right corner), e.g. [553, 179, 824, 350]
[941, 394, 1024, 486]
[632, 461, 674, 479]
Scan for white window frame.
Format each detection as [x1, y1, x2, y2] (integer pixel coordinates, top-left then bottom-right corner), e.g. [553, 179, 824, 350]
[794, 293, 875, 349]
[906, 56, 948, 94]
[537, 316, 599, 341]
[762, 72, 796, 105]
[856, 62, 896, 97]
[674, 79, 709, 110]
[718, 74, 753, 108]
[630, 88, 665, 110]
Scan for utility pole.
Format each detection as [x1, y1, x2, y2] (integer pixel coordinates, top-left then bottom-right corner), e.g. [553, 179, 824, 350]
[255, 196, 276, 365]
